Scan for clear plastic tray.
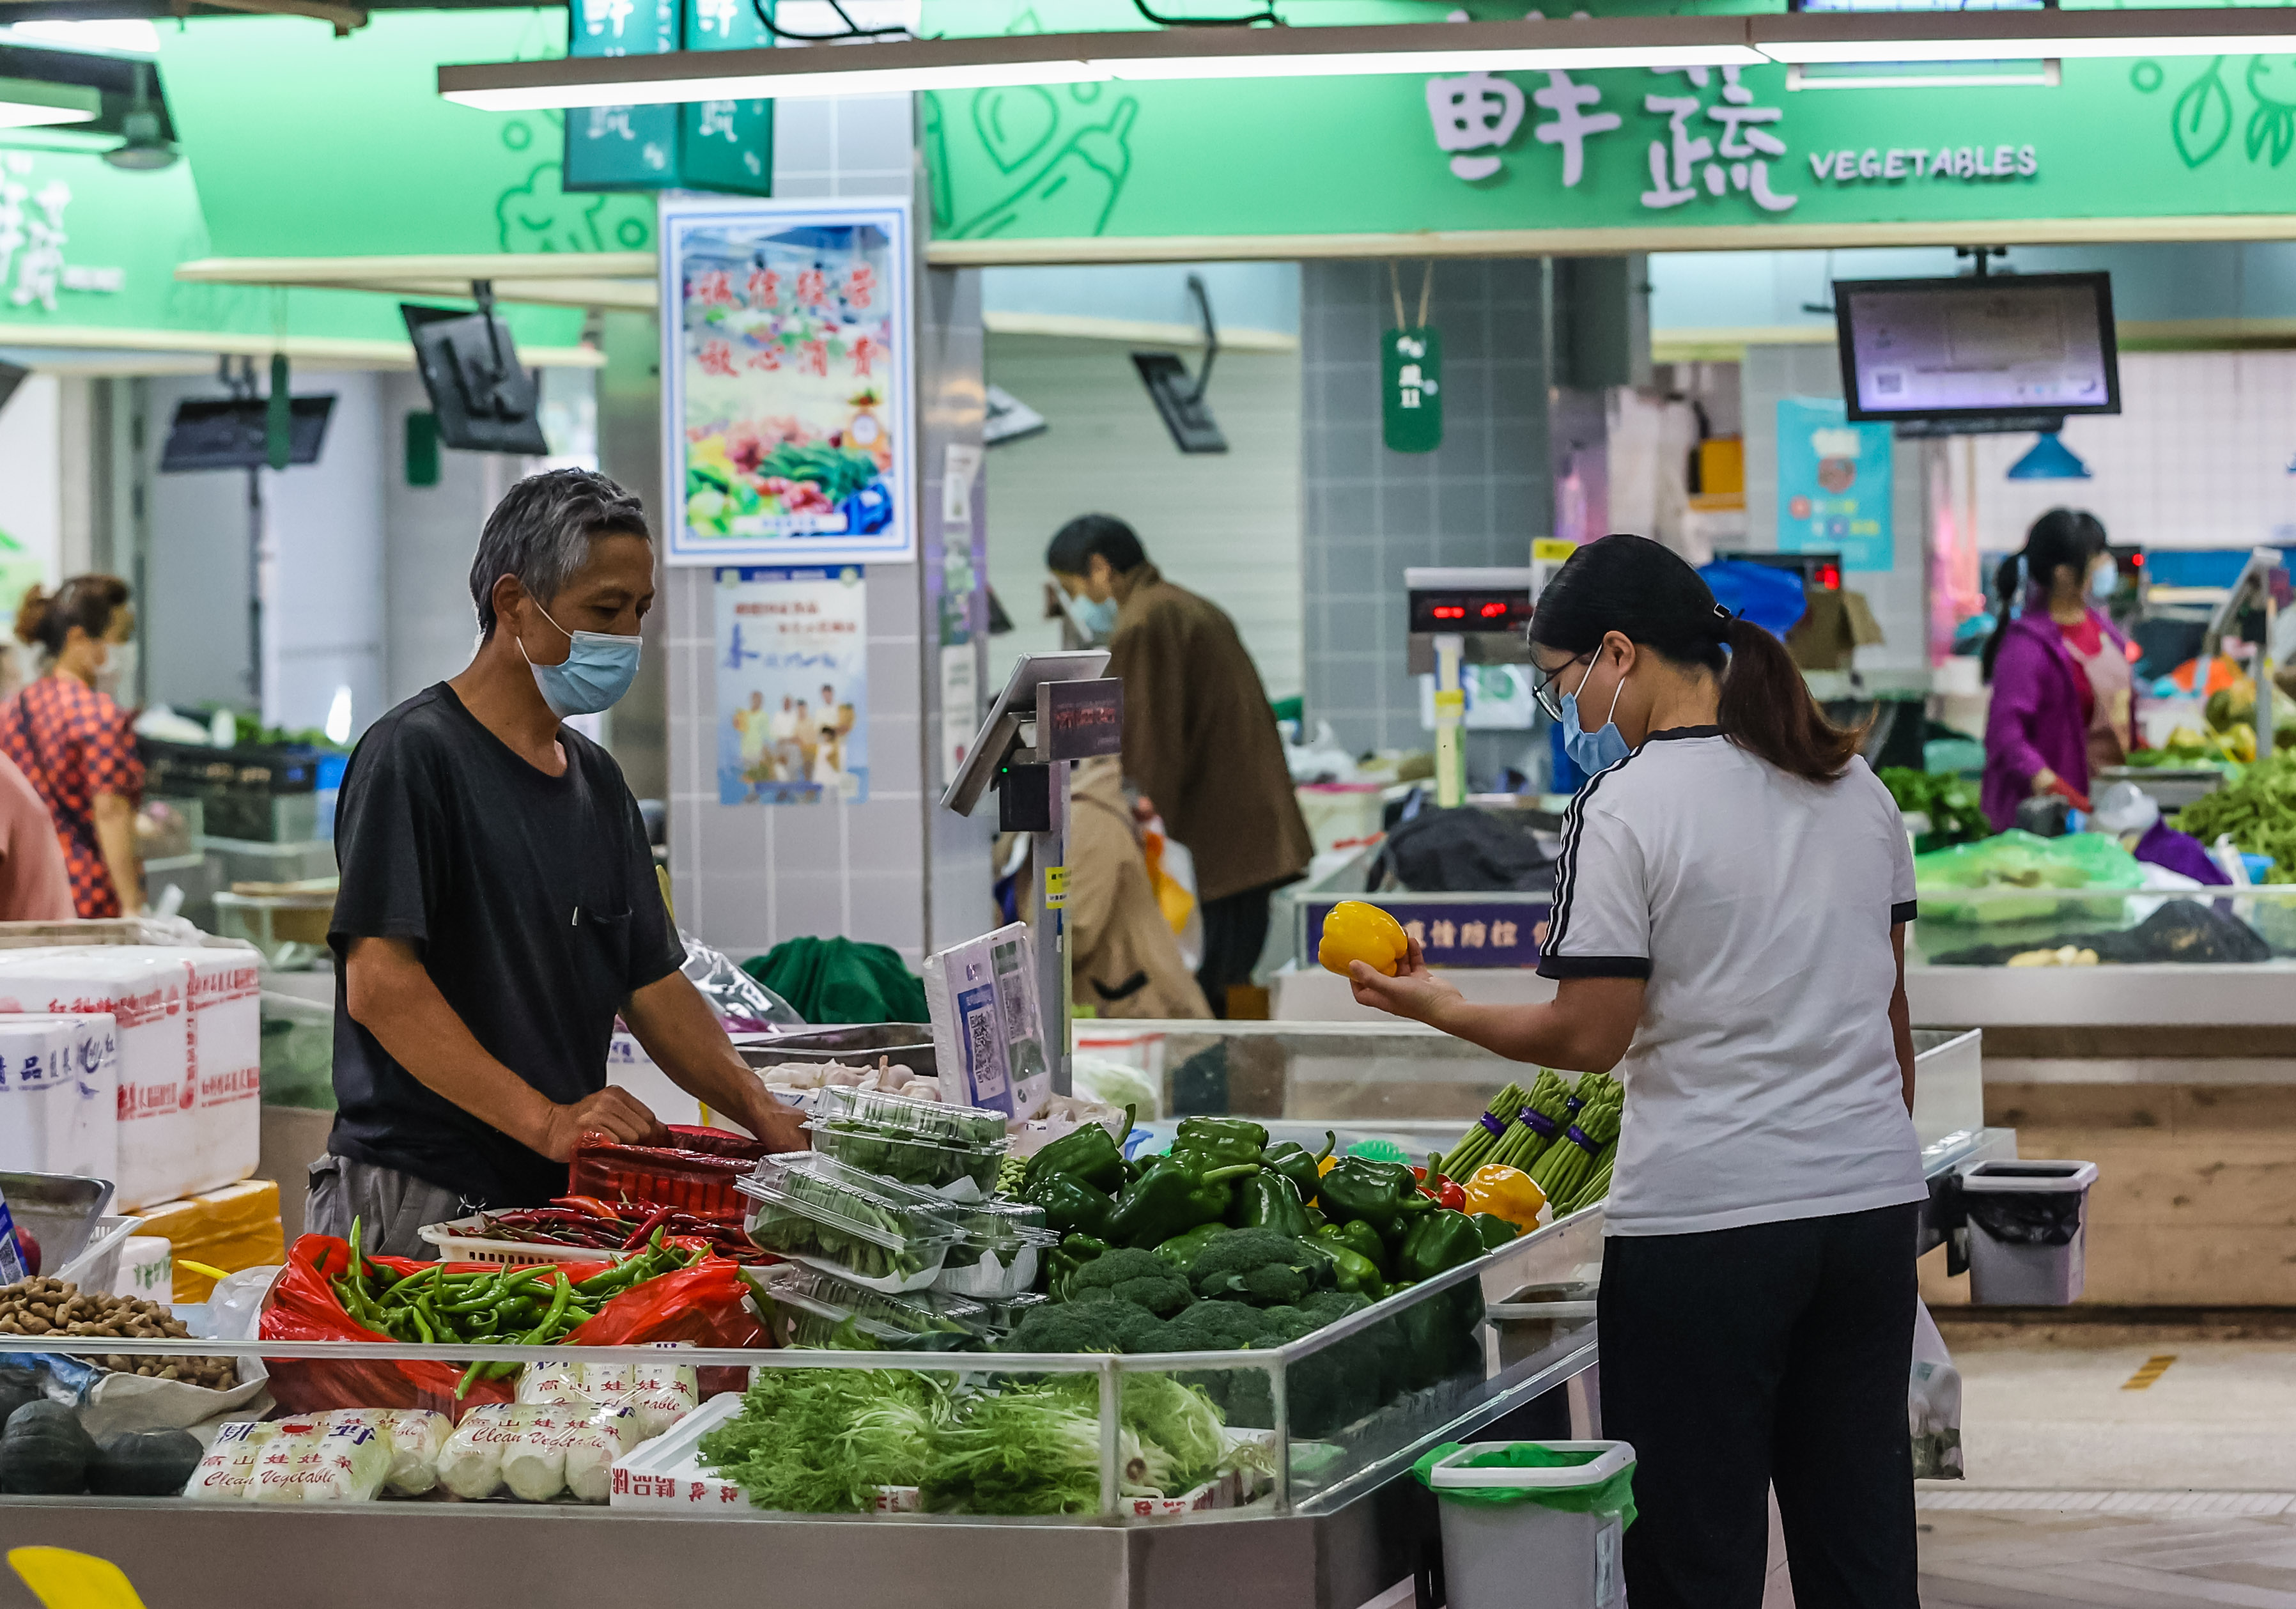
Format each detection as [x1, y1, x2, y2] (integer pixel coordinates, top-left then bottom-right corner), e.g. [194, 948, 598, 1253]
[803, 1121, 1007, 1198]
[737, 1153, 965, 1294]
[754, 1264, 987, 1348]
[812, 1085, 1009, 1149]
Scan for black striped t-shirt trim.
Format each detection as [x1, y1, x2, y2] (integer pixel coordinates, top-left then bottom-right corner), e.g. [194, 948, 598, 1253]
[1891, 900, 1919, 925]
[1543, 745, 1648, 971]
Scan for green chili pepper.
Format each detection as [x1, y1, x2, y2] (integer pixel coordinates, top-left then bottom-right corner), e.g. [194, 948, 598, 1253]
[1149, 1222, 1230, 1275]
[1230, 1170, 1314, 1239]
[1316, 1217, 1392, 1279]
[1309, 1236, 1388, 1300]
[1105, 1156, 1260, 1249]
[1020, 1104, 1135, 1194]
[1046, 1234, 1110, 1300]
[1167, 1115, 1269, 1171]
[1021, 1170, 1117, 1240]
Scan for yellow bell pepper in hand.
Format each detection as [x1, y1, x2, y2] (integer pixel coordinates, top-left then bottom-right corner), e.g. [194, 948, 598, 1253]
[1318, 900, 1411, 978]
[1462, 1164, 1549, 1231]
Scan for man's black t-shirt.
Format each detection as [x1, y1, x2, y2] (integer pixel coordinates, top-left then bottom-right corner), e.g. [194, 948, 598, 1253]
[327, 683, 683, 1208]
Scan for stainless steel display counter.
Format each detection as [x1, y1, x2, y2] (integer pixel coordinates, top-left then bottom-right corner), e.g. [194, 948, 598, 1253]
[0, 1023, 2001, 1609]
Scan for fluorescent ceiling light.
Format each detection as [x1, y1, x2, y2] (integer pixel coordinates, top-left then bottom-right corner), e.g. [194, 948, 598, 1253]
[0, 77, 99, 129]
[440, 18, 1760, 111]
[0, 19, 160, 56]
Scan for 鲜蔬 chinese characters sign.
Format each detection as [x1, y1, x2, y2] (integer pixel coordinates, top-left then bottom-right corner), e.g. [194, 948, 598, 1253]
[662, 196, 915, 567]
[926, 56, 2296, 253]
[715, 566, 870, 806]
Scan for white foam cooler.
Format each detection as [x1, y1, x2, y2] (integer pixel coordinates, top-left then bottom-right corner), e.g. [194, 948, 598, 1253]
[0, 947, 258, 1210]
[0, 1012, 119, 1180]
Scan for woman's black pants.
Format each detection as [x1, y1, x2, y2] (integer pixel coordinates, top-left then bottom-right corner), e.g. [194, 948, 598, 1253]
[1596, 1201, 1922, 1609]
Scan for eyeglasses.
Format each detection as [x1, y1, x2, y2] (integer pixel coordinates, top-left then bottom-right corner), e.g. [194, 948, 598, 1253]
[1530, 653, 1592, 723]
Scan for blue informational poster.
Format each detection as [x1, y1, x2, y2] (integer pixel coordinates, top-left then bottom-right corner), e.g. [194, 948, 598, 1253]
[1776, 397, 1893, 573]
[715, 565, 869, 805]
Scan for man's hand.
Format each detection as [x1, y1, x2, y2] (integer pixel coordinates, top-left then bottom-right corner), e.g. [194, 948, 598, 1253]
[727, 1085, 809, 1153]
[536, 1087, 667, 1163]
[1347, 936, 1463, 1026]
[624, 969, 811, 1153]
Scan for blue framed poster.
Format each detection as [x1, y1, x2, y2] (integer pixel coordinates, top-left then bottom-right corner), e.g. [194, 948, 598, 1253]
[1776, 396, 1893, 573]
[662, 195, 914, 567]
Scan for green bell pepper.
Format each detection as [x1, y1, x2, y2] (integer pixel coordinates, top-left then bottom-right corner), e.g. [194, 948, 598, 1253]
[1469, 1212, 1522, 1252]
[1046, 1234, 1110, 1300]
[1400, 1209, 1488, 1284]
[1317, 1155, 1435, 1240]
[1395, 1209, 1488, 1392]
[1021, 1104, 1135, 1194]
[1167, 1115, 1269, 1171]
[1023, 1171, 1116, 1240]
[1230, 1170, 1313, 1238]
[1262, 1130, 1336, 1203]
[1150, 1222, 1231, 1274]
[1310, 1233, 1388, 1300]
[1105, 1155, 1260, 1248]
[1317, 1216, 1391, 1279]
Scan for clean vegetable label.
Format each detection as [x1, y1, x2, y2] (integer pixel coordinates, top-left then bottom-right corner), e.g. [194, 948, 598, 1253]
[1382, 327, 1443, 453]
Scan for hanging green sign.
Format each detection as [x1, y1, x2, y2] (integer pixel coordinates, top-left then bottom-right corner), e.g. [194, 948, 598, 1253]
[1383, 327, 1442, 454]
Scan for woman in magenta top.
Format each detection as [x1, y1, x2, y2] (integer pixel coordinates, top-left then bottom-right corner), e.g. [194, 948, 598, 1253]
[1, 576, 144, 917]
[1981, 509, 2136, 831]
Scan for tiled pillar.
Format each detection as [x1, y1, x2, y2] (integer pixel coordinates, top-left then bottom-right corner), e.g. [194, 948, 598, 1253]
[664, 95, 994, 967]
[1299, 260, 1552, 777]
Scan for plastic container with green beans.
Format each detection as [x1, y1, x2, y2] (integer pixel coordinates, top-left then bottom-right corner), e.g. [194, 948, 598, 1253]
[738, 1153, 965, 1294]
[933, 1199, 1060, 1300]
[752, 1264, 988, 1348]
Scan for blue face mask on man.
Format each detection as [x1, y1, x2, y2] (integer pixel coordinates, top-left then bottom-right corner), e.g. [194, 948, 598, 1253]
[520, 602, 642, 719]
[1069, 593, 1121, 642]
[1560, 654, 1632, 775]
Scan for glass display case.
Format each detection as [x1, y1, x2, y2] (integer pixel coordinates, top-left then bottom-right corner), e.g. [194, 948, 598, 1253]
[1908, 884, 2296, 968]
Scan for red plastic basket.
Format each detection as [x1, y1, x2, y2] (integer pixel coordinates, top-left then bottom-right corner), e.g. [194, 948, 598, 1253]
[569, 1124, 771, 1215]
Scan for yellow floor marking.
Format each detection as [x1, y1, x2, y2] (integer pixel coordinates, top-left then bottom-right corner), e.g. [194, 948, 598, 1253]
[2120, 1354, 2178, 1390]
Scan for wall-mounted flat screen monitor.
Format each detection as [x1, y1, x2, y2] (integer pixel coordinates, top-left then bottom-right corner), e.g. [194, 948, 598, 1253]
[1834, 271, 2118, 425]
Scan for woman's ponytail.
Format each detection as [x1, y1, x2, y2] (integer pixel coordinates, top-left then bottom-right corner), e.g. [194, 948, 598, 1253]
[1717, 616, 1863, 782]
[1978, 554, 2022, 683]
[13, 584, 49, 650]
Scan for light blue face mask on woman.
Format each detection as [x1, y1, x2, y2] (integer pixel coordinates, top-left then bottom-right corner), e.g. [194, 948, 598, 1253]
[1560, 655, 1631, 775]
[521, 603, 642, 718]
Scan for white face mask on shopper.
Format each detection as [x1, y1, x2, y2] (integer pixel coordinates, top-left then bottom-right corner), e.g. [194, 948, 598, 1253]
[95, 641, 135, 700]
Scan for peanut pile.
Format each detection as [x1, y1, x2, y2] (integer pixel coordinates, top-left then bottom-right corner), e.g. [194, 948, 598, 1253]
[0, 1279, 237, 1391]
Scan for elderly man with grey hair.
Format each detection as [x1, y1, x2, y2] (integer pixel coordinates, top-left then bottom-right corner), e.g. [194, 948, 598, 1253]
[307, 468, 805, 1255]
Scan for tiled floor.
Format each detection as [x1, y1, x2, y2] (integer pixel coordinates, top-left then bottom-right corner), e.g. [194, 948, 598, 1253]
[1911, 1316, 2296, 1608]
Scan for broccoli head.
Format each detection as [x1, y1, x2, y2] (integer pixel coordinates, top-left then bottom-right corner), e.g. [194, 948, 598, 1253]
[1000, 1302, 1130, 1355]
[1067, 1248, 1197, 1318]
[1148, 1299, 1276, 1354]
[1188, 1230, 1330, 1307]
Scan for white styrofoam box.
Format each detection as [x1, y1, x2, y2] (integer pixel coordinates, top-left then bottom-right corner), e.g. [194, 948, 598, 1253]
[607, 1030, 704, 1128]
[0, 1012, 119, 1181]
[0, 949, 195, 1210]
[143, 948, 262, 1193]
[117, 1234, 173, 1302]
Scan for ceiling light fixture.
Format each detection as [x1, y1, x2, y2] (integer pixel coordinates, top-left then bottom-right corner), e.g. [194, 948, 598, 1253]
[0, 75, 99, 130]
[437, 7, 2296, 111]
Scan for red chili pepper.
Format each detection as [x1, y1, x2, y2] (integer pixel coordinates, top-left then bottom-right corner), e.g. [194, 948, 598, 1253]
[1437, 1179, 1467, 1212]
[621, 1206, 676, 1252]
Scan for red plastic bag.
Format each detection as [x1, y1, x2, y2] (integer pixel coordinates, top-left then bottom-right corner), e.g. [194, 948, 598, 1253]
[261, 1235, 768, 1422]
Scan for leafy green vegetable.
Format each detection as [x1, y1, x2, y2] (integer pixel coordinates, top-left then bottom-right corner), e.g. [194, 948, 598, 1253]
[698, 1367, 945, 1512]
[1877, 766, 1990, 848]
[920, 1380, 1123, 1515]
[2178, 751, 2296, 880]
[759, 442, 883, 503]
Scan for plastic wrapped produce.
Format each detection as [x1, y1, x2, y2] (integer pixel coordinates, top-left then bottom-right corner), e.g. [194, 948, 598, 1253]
[759, 1264, 985, 1348]
[437, 1405, 520, 1500]
[624, 1350, 699, 1440]
[185, 1420, 275, 1500]
[438, 1403, 642, 1504]
[247, 1419, 390, 1504]
[935, 1200, 1060, 1300]
[805, 1086, 1011, 1197]
[739, 1153, 965, 1293]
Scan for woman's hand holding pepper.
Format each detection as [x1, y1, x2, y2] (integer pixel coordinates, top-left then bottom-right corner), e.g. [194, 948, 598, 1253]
[1347, 936, 1464, 1026]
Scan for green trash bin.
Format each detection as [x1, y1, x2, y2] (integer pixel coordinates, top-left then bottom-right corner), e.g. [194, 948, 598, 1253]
[1415, 1440, 1636, 1609]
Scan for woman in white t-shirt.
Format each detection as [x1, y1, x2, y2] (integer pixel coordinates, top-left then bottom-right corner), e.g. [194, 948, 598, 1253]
[1351, 534, 1925, 1609]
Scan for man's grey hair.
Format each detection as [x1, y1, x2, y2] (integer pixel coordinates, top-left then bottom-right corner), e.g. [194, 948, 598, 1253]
[469, 468, 651, 635]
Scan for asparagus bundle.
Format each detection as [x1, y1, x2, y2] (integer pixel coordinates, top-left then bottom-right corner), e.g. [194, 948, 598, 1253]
[1485, 1070, 1575, 1174]
[1563, 1152, 1615, 1215]
[1528, 1089, 1624, 1209]
[1432, 1081, 1532, 1179]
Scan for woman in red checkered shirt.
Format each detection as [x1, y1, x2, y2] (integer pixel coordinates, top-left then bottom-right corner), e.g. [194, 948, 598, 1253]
[3, 575, 144, 918]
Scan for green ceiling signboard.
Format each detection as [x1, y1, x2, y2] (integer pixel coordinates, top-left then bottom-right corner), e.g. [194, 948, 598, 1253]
[924, 55, 2296, 249]
[156, 12, 655, 258]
